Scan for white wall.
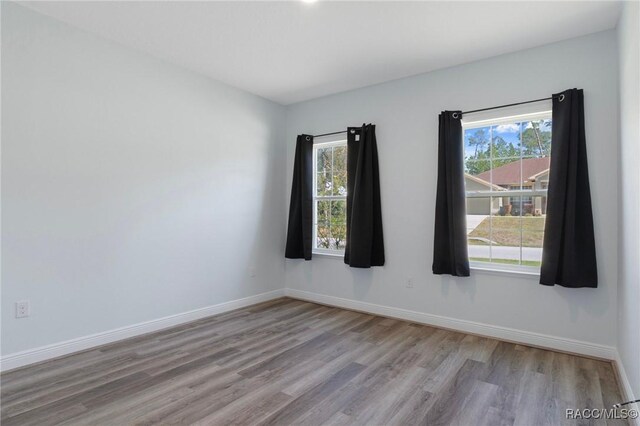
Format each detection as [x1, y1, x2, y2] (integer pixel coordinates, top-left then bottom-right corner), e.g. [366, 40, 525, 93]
[1, 3, 286, 355]
[617, 0, 640, 399]
[285, 31, 619, 349]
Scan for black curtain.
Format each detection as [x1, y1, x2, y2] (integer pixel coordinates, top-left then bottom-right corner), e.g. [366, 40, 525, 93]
[344, 124, 385, 268]
[432, 111, 469, 277]
[540, 89, 597, 288]
[285, 134, 314, 260]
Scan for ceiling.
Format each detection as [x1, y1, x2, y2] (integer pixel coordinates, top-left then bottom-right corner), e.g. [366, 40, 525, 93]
[22, 1, 622, 105]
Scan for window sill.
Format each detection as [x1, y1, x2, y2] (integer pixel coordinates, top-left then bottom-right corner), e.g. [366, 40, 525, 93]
[470, 263, 540, 278]
[312, 251, 344, 259]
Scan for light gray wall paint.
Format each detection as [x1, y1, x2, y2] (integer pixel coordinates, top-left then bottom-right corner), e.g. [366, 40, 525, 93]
[284, 30, 619, 347]
[617, 0, 640, 398]
[1, 3, 286, 355]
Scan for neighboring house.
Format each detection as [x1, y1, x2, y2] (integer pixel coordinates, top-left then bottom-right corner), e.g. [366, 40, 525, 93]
[475, 157, 550, 215]
[464, 173, 506, 215]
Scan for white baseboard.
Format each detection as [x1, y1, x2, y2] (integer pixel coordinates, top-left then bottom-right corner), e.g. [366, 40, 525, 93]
[615, 353, 640, 426]
[614, 350, 638, 403]
[284, 288, 617, 360]
[1, 287, 622, 378]
[0, 289, 285, 372]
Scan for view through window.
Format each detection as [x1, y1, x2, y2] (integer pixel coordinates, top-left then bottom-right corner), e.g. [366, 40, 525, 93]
[313, 140, 348, 254]
[463, 112, 552, 272]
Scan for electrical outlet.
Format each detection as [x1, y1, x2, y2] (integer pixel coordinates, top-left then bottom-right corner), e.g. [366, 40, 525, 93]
[15, 300, 30, 318]
[406, 278, 414, 288]
[250, 268, 256, 278]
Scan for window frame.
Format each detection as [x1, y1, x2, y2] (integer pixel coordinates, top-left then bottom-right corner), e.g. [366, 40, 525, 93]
[312, 136, 348, 256]
[462, 109, 552, 276]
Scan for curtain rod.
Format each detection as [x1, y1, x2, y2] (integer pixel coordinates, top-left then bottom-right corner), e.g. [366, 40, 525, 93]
[308, 129, 358, 140]
[456, 94, 564, 118]
[312, 130, 347, 138]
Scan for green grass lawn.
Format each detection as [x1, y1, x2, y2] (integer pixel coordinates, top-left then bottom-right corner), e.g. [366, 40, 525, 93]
[470, 257, 541, 267]
[468, 216, 545, 248]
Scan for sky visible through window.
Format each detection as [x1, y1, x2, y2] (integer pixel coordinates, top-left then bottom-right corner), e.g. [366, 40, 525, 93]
[465, 123, 522, 154]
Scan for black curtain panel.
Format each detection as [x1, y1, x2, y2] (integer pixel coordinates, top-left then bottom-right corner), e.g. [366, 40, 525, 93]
[432, 111, 470, 277]
[285, 134, 314, 260]
[540, 89, 597, 288]
[344, 124, 385, 268]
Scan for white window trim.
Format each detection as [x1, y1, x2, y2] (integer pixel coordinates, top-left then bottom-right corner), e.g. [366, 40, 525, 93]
[461, 99, 552, 126]
[469, 261, 540, 277]
[466, 189, 548, 198]
[312, 136, 348, 256]
[312, 251, 344, 259]
[463, 109, 552, 276]
[462, 110, 552, 130]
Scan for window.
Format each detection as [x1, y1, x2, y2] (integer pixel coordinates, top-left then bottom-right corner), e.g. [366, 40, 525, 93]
[313, 138, 348, 254]
[463, 111, 552, 273]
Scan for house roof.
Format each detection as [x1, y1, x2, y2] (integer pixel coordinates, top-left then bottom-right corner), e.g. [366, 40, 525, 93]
[475, 157, 550, 186]
[464, 173, 506, 191]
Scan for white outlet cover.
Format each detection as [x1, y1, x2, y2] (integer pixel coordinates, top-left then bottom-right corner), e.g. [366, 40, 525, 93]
[15, 301, 30, 318]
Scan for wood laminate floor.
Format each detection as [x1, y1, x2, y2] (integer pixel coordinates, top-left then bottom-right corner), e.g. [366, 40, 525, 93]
[0, 298, 627, 426]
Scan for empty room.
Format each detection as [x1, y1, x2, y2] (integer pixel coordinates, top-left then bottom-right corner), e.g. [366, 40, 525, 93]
[1, 0, 639, 425]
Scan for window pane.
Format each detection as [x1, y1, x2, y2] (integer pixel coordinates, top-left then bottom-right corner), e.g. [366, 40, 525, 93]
[465, 158, 493, 177]
[495, 196, 522, 244]
[520, 119, 552, 158]
[317, 147, 331, 174]
[464, 127, 491, 164]
[467, 194, 547, 267]
[468, 197, 533, 266]
[521, 196, 545, 267]
[491, 157, 523, 192]
[317, 172, 332, 196]
[491, 157, 521, 189]
[491, 123, 521, 161]
[330, 200, 347, 250]
[333, 146, 347, 172]
[467, 200, 492, 264]
[333, 172, 347, 196]
[316, 200, 330, 249]
[316, 221, 330, 249]
[315, 199, 348, 251]
[316, 200, 330, 223]
[496, 196, 523, 266]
